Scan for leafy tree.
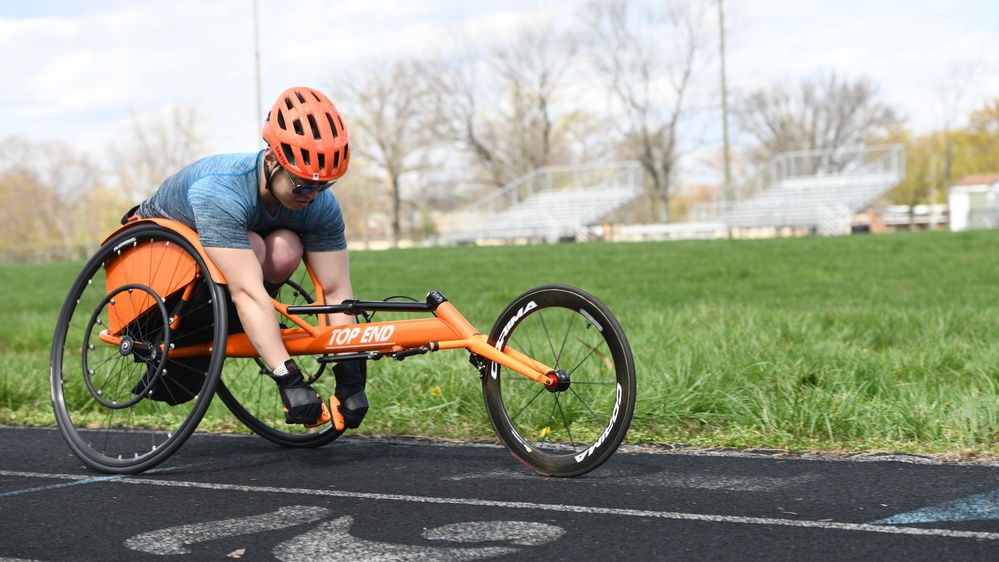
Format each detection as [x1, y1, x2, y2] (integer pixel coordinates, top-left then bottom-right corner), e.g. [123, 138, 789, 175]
[882, 131, 940, 225]
[966, 98, 999, 173]
[885, 98, 999, 221]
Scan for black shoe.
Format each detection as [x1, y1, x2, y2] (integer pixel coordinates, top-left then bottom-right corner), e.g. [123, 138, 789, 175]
[273, 360, 326, 425]
[336, 390, 369, 429]
[333, 360, 368, 429]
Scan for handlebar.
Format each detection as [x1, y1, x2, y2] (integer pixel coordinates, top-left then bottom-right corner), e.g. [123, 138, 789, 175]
[285, 291, 448, 317]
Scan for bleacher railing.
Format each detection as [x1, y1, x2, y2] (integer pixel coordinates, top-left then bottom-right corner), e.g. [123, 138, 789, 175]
[689, 144, 905, 221]
[459, 161, 643, 216]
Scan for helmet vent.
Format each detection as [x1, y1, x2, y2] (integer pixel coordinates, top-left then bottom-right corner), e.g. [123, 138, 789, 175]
[332, 150, 339, 169]
[301, 149, 311, 167]
[293, 119, 304, 136]
[307, 115, 321, 140]
[326, 113, 339, 138]
[281, 143, 297, 167]
[277, 111, 287, 130]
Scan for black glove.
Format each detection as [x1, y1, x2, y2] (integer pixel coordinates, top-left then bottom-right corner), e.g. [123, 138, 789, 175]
[333, 359, 368, 429]
[273, 360, 325, 425]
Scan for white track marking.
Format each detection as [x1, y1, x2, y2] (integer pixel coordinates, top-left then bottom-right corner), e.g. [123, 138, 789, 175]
[124, 506, 330, 555]
[273, 516, 517, 562]
[3, 469, 998, 540]
[423, 521, 565, 545]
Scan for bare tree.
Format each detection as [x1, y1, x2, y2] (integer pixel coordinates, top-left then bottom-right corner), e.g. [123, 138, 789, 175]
[931, 61, 982, 196]
[328, 158, 391, 251]
[332, 59, 437, 248]
[733, 72, 901, 170]
[437, 20, 581, 191]
[581, 0, 712, 223]
[111, 104, 211, 202]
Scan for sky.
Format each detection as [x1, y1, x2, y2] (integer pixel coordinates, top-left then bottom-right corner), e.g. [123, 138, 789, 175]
[2, 0, 998, 174]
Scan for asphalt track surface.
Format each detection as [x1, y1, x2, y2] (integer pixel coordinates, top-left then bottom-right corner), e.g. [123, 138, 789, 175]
[3, 425, 999, 561]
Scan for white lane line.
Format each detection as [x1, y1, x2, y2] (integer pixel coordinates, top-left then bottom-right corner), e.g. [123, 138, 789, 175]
[612, 472, 818, 492]
[447, 469, 817, 492]
[5, 470, 999, 540]
[0, 470, 125, 498]
[0, 465, 191, 498]
[0, 470, 91, 480]
[111, 477, 999, 540]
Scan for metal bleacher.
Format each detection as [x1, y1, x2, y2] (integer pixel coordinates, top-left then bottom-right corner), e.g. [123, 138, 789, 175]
[689, 145, 906, 235]
[441, 162, 643, 244]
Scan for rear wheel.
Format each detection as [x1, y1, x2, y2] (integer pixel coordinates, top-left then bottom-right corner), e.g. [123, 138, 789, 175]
[216, 275, 344, 447]
[482, 285, 636, 477]
[49, 225, 228, 474]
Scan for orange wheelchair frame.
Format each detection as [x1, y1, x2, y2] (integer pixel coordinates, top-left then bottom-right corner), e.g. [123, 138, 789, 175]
[101, 219, 559, 387]
[50, 218, 636, 478]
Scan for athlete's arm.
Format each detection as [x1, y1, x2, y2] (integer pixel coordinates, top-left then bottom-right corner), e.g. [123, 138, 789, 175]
[305, 248, 355, 327]
[205, 246, 291, 370]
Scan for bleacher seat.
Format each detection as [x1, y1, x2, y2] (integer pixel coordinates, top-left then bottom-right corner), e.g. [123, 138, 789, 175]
[442, 163, 642, 244]
[691, 145, 905, 235]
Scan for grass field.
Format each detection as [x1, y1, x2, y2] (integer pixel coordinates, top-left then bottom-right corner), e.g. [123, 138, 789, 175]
[6, 229, 999, 459]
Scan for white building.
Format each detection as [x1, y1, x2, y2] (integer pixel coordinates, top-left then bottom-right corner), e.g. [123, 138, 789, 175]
[948, 173, 999, 231]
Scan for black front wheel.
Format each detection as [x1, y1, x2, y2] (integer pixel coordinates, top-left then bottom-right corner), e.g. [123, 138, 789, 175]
[482, 285, 636, 477]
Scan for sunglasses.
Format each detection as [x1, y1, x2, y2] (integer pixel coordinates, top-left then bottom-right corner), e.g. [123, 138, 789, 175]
[285, 168, 337, 195]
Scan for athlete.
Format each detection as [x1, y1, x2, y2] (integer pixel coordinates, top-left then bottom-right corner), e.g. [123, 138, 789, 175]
[132, 86, 367, 429]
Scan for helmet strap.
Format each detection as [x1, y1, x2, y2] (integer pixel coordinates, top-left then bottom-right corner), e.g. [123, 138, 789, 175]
[263, 161, 279, 197]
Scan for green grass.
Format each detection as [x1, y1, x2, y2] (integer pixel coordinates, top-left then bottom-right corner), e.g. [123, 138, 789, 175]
[8, 229, 999, 459]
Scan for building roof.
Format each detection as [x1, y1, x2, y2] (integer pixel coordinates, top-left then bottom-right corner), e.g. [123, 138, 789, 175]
[954, 173, 999, 187]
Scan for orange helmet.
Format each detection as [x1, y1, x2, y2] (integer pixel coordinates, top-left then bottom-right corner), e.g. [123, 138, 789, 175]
[262, 87, 350, 182]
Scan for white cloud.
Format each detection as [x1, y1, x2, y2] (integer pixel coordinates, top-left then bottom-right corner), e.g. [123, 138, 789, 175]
[1, 0, 998, 172]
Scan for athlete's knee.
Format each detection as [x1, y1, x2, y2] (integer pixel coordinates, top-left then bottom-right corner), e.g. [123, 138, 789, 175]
[263, 229, 303, 283]
[247, 231, 267, 264]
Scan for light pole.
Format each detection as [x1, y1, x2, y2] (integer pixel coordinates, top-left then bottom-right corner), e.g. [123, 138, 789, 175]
[253, 0, 263, 147]
[719, 0, 733, 206]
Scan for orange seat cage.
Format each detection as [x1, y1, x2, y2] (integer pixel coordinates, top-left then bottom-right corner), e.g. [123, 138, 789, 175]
[102, 218, 225, 335]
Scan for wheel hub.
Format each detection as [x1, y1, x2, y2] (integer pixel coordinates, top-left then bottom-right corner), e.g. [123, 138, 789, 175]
[118, 336, 135, 356]
[545, 369, 571, 392]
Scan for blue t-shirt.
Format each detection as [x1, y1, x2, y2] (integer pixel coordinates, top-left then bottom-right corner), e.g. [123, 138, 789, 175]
[137, 151, 346, 252]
